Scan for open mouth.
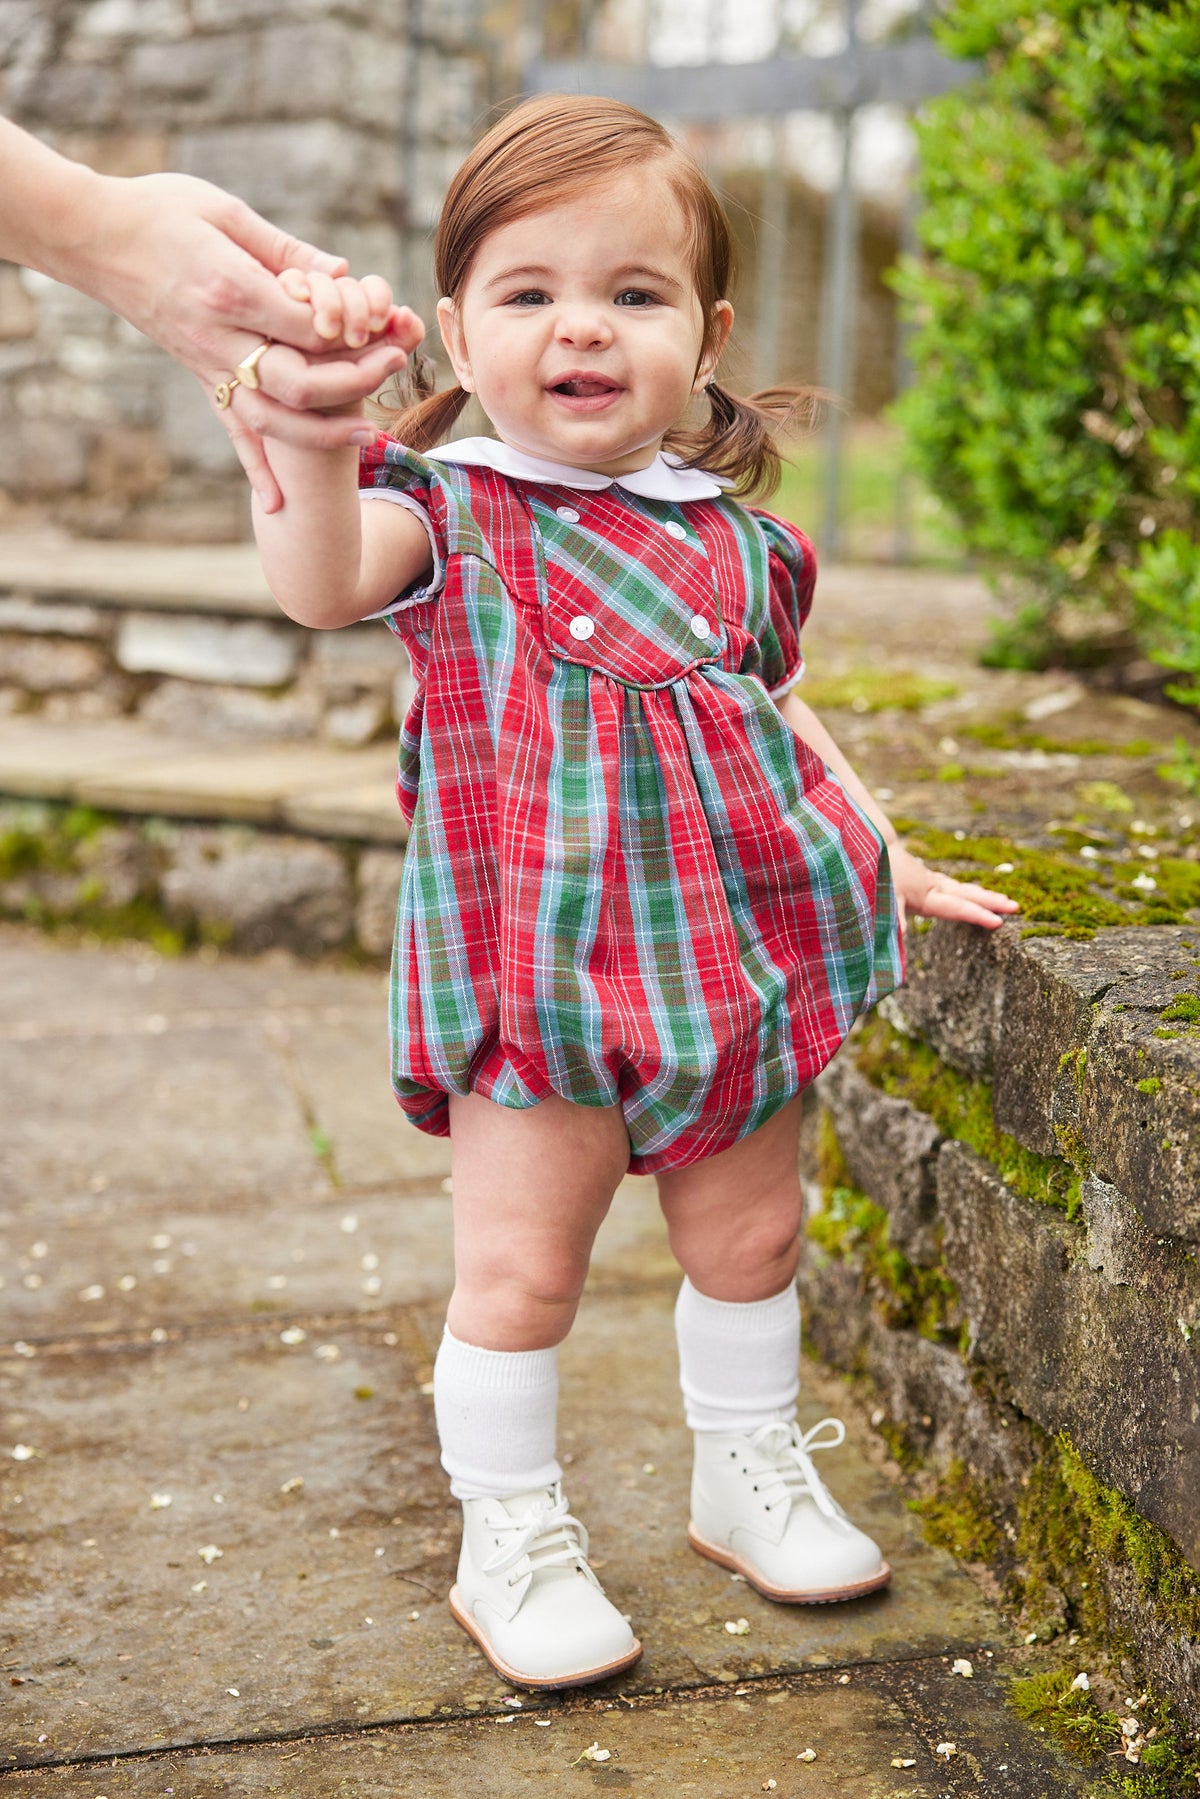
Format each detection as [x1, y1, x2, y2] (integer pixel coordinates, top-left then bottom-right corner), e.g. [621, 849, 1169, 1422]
[550, 377, 620, 398]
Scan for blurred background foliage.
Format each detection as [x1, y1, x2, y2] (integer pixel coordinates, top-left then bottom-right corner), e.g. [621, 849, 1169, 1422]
[893, 0, 1200, 698]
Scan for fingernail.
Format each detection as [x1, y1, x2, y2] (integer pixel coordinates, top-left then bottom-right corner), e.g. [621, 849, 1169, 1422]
[348, 331, 368, 348]
[254, 490, 276, 511]
[349, 429, 374, 446]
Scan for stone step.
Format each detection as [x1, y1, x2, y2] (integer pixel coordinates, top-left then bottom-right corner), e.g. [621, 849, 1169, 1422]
[0, 529, 275, 618]
[0, 713, 404, 842]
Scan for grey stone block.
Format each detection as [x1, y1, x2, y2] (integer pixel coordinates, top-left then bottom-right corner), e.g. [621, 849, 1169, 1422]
[116, 612, 302, 686]
[127, 34, 255, 119]
[75, 0, 190, 41]
[816, 1052, 943, 1265]
[5, 60, 124, 126]
[0, 418, 91, 495]
[138, 678, 320, 742]
[0, 634, 109, 692]
[252, 20, 404, 125]
[355, 845, 403, 957]
[882, 918, 1013, 1078]
[162, 828, 353, 954]
[937, 1140, 1200, 1569]
[173, 121, 382, 227]
[988, 926, 1200, 1239]
[0, 597, 106, 638]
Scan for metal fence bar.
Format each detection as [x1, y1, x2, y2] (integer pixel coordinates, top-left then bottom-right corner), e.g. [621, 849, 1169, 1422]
[524, 39, 975, 117]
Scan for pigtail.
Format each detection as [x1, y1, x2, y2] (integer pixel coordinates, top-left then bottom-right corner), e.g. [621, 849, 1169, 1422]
[376, 352, 471, 452]
[666, 382, 824, 500]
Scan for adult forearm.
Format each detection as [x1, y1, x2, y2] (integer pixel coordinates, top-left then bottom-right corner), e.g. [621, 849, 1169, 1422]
[0, 120, 106, 279]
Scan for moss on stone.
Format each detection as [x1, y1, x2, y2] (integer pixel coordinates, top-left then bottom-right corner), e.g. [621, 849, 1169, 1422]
[1010, 1667, 1200, 1793]
[962, 720, 1158, 759]
[1136, 1078, 1164, 1095]
[1017, 1435, 1200, 1646]
[909, 1457, 1001, 1562]
[795, 667, 959, 713]
[808, 1113, 961, 1342]
[1008, 1666, 1121, 1763]
[1161, 993, 1200, 1024]
[854, 1017, 1083, 1215]
[894, 819, 1200, 939]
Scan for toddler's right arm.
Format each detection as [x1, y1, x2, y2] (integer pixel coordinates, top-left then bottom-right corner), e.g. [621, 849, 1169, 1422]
[251, 272, 433, 629]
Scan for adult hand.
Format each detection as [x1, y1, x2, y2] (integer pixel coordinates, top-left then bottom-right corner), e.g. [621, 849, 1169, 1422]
[82, 172, 423, 508]
[0, 122, 421, 509]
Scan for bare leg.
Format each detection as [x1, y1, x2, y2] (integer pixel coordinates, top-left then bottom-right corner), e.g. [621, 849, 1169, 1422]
[445, 1090, 631, 1350]
[655, 1096, 804, 1301]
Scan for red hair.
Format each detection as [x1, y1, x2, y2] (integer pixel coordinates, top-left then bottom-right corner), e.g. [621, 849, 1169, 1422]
[386, 94, 814, 496]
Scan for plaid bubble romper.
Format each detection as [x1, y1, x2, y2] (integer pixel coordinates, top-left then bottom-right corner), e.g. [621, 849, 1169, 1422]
[359, 436, 902, 1175]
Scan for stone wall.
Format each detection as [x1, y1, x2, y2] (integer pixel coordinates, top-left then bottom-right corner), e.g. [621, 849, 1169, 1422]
[801, 918, 1200, 1722]
[0, 0, 491, 541]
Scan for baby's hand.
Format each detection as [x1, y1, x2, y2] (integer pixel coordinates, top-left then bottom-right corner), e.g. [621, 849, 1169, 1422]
[887, 842, 1020, 933]
[277, 266, 398, 349]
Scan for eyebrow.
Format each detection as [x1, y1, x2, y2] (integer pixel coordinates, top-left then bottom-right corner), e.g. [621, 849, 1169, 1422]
[481, 263, 685, 294]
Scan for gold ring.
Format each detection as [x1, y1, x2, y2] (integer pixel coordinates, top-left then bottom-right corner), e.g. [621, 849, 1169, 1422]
[233, 339, 273, 390]
[214, 377, 239, 410]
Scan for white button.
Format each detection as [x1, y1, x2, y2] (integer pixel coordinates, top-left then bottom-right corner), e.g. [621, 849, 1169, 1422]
[690, 615, 713, 640]
[664, 520, 688, 540]
[556, 506, 581, 523]
[568, 615, 595, 641]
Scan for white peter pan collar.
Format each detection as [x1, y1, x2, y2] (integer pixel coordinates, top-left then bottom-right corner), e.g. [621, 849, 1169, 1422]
[426, 436, 729, 501]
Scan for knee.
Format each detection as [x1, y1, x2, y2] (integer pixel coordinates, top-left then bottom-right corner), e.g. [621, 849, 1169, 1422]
[669, 1189, 802, 1298]
[452, 1244, 590, 1345]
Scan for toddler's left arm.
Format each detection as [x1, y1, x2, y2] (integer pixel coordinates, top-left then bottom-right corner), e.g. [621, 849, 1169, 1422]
[777, 691, 1019, 932]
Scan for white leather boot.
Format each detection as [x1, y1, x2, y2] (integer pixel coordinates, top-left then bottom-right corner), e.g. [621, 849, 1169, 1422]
[449, 1482, 642, 1689]
[689, 1418, 891, 1603]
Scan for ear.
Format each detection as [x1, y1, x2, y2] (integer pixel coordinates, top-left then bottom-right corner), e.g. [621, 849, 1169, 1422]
[693, 299, 734, 393]
[436, 297, 475, 394]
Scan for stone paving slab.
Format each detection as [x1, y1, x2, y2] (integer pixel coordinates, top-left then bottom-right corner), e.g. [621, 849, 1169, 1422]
[0, 1179, 677, 1342]
[0, 1021, 327, 1212]
[0, 1666, 1089, 1797]
[0, 929, 390, 1026]
[0, 934, 1094, 1797]
[2, 1297, 1002, 1772]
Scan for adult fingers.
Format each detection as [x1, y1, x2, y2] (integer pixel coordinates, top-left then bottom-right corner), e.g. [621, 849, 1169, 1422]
[216, 408, 284, 511]
[220, 388, 384, 452]
[218, 192, 349, 280]
[248, 337, 417, 413]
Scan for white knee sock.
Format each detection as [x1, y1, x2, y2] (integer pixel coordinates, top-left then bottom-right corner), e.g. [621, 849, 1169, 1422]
[433, 1324, 562, 1500]
[674, 1275, 800, 1433]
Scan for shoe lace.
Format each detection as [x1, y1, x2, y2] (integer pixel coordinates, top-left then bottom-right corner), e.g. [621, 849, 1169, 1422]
[479, 1490, 593, 1586]
[745, 1418, 848, 1522]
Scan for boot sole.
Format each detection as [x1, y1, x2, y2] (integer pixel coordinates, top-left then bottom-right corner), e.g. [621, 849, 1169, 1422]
[448, 1586, 643, 1691]
[688, 1525, 892, 1604]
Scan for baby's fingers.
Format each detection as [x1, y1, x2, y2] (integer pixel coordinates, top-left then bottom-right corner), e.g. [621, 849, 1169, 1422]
[918, 874, 1021, 931]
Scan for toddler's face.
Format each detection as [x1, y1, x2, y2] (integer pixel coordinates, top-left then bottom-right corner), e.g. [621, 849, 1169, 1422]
[437, 170, 732, 477]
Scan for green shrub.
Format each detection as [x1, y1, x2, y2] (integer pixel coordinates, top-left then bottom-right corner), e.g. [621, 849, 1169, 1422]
[894, 1, 1200, 674]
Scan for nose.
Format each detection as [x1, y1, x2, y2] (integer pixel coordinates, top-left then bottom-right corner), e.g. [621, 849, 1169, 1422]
[554, 304, 612, 351]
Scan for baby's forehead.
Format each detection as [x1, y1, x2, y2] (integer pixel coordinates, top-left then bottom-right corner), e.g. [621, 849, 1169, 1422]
[471, 172, 694, 269]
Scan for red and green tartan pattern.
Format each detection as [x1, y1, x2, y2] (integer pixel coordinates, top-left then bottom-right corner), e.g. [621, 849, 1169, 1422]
[360, 440, 902, 1173]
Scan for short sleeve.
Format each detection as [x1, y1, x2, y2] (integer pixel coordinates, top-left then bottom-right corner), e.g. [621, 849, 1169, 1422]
[358, 434, 446, 618]
[748, 509, 817, 699]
